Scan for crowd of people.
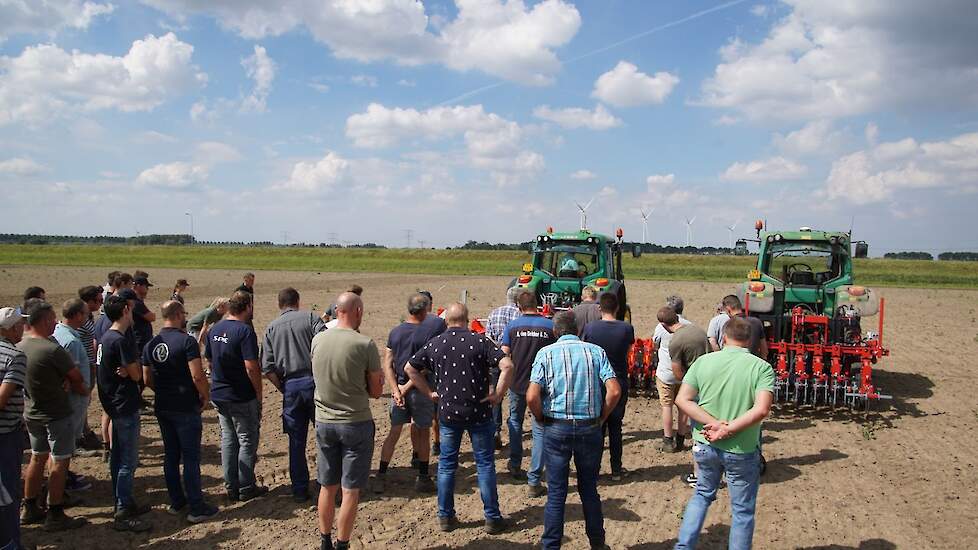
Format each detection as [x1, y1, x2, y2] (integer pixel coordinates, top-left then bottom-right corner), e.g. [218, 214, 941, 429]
[0, 271, 775, 550]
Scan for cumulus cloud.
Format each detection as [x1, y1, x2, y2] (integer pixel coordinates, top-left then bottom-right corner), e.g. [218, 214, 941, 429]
[0, 157, 47, 177]
[195, 141, 242, 164]
[274, 150, 349, 193]
[826, 132, 978, 203]
[140, 0, 580, 85]
[136, 161, 208, 189]
[0, 32, 206, 126]
[241, 45, 276, 112]
[570, 169, 596, 180]
[350, 74, 378, 87]
[772, 119, 846, 156]
[592, 61, 679, 108]
[721, 156, 807, 182]
[645, 173, 692, 207]
[0, 1, 114, 42]
[698, 0, 978, 121]
[345, 102, 544, 184]
[532, 104, 622, 130]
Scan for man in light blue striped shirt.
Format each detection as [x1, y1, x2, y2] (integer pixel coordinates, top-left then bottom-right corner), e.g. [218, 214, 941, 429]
[527, 311, 621, 550]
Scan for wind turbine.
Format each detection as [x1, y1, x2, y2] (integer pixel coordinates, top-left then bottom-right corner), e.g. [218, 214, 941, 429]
[639, 207, 654, 243]
[576, 198, 595, 230]
[685, 216, 696, 247]
[725, 219, 741, 249]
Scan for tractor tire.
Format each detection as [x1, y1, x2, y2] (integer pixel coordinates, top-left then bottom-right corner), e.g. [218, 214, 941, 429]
[623, 305, 632, 324]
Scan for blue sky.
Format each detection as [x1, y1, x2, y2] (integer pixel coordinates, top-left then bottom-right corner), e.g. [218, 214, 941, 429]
[2, 0, 977, 254]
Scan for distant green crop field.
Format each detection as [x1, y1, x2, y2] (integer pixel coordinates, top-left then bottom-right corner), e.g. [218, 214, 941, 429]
[1, 244, 975, 289]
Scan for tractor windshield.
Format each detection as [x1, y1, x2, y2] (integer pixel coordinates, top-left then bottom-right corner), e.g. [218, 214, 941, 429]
[535, 243, 600, 278]
[763, 241, 845, 286]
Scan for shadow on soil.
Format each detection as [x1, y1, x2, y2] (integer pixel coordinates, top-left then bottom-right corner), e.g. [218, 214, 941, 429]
[626, 522, 895, 550]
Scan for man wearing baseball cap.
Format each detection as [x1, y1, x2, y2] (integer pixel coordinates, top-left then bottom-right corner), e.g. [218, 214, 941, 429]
[0, 307, 28, 548]
[132, 277, 156, 354]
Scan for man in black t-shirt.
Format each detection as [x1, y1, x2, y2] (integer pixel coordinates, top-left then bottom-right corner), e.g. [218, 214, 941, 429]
[374, 293, 445, 494]
[721, 295, 768, 359]
[405, 303, 514, 534]
[131, 277, 155, 352]
[205, 291, 265, 501]
[96, 296, 151, 532]
[142, 301, 218, 523]
[235, 273, 255, 295]
[582, 293, 635, 480]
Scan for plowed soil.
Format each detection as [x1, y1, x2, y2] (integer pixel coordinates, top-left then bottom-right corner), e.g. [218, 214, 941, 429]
[1, 266, 974, 549]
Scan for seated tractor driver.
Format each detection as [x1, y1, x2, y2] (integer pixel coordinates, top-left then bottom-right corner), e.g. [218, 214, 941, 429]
[559, 255, 580, 277]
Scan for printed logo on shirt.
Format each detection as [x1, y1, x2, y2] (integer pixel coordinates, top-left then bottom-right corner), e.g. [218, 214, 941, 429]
[212, 333, 229, 344]
[96, 343, 103, 366]
[152, 342, 170, 363]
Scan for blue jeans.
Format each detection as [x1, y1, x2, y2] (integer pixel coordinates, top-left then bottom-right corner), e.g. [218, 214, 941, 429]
[676, 443, 761, 550]
[490, 369, 502, 435]
[0, 430, 23, 550]
[507, 390, 545, 485]
[437, 420, 501, 521]
[110, 412, 141, 510]
[542, 421, 604, 549]
[156, 410, 205, 513]
[214, 399, 261, 494]
[282, 377, 315, 495]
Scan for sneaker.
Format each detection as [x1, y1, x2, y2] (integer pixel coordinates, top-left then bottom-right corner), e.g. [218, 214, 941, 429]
[484, 517, 508, 535]
[65, 474, 92, 492]
[507, 463, 526, 481]
[43, 510, 87, 532]
[414, 475, 436, 493]
[61, 491, 84, 508]
[371, 473, 386, 495]
[166, 504, 186, 516]
[292, 491, 310, 503]
[611, 468, 629, 482]
[438, 515, 459, 532]
[20, 501, 46, 525]
[239, 485, 269, 502]
[431, 441, 441, 456]
[113, 516, 152, 533]
[684, 473, 697, 488]
[73, 445, 100, 458]
[187, 503, 219, 524]
[658, 437, 678, 453]
[226, 490, 240, 503]
[527, 484, 546, 498]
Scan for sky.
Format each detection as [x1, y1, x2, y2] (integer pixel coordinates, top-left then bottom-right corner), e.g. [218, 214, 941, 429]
[1, 0, 977, 254]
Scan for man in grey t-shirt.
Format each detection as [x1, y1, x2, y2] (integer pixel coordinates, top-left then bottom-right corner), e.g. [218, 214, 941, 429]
[653, 298, 692, 453]
[572, 286, 602, 336]
[311, 292, 382, 550]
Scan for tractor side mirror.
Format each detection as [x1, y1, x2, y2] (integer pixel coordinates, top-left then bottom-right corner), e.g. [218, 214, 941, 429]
[632, 244, 642, 258]
[854, 241, 869, 258]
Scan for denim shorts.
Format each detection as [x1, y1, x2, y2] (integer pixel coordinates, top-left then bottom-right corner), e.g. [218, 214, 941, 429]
[390, 389, 434, 428]
[25, 415, 76, 461]
[316, 420, 375, 490]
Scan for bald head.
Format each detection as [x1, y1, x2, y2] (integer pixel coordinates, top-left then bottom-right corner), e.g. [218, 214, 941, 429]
[445, 303, 468, 327]
[161, 300, 187, 328]
[335, 291, 364, 330]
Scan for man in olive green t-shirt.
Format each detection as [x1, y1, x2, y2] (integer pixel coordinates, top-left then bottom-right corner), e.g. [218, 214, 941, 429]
[311, 292, 383, 550]
[674, 317, 774, 550]
[666, 321, 711, 453]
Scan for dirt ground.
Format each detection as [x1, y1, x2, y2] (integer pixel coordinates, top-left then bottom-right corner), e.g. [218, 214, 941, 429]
[1, 265, 975, 550]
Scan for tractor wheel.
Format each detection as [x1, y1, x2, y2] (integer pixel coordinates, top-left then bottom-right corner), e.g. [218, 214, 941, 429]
[623, 305, 632, 324]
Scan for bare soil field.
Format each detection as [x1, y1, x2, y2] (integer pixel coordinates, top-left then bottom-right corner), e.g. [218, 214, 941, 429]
[1, 265, 975, 549]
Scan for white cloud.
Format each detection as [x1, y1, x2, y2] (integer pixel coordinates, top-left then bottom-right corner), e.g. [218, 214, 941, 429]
[570, 169, 596, 180]
[0, 157, 47, 176]
[592, 61, 679, 108]
[274, 151, 349, 194]
[532, 104, 622, 130]
[397, 79, 416, 87]
[133, 130, 178, 144]
[241, 45, 276, 112]
[0, 1, 114, 42]
[698, 0, 978, 121]
[345, 102, 543, 184]
[308, 82, 330, 93]
[865, 122, 879, 146]
[646, 174, 675, 187]
[350, 74, 378, 87]
[645, 173, 692, 207]
[720, 156, 807, 182]
[772, 119, 845, 156]
[136, 161, 208, 189]
[0, 32, 206, 126]
[195, 141, 242, 164]
[140, 0, 581, 85]
[750, 4, 769, 17]
[826, 132, 978, 203]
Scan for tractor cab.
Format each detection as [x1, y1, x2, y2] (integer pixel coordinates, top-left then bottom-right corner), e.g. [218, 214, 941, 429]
[511, 228, 630, 321]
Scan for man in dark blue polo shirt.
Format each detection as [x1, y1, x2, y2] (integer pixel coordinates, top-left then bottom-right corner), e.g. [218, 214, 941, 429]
[500, 291, 554, 496]
[205, 291, 265, 502]
[261, 288, 325, 502]
[142, 301, 218, 523]
[406, 303, 514, 535]
[374, 293, 445, 494]
[97, 296, 151, 532]
[418, 290, 447, 457]
[582, 292, 635, 481]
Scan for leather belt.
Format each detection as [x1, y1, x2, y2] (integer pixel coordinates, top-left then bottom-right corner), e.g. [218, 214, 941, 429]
[542, 417, 601, 427]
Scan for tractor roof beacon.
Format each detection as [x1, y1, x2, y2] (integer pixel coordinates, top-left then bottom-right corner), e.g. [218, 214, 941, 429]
[736, 225, 890, 411]
[509, 227, 634, 323]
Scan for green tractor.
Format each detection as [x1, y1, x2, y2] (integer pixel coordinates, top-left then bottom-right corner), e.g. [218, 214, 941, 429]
[510, 227, 634, 322]
[736, 224, 889, 409]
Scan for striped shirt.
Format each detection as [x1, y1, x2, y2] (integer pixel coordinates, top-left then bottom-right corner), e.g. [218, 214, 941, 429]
[530, 335, 616, 420]
[80, 314, 97, 366]
[0, 337, 27, 434]
[486, 303, 520, 344]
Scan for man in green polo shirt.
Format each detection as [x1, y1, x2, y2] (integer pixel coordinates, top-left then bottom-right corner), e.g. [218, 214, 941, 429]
[673, 316, 774, 550]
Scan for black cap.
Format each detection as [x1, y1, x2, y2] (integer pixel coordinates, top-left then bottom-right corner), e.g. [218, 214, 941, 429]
[117, 288, 138, 301]
[176, 279, 190, 287]
[134, 276, 154, 287]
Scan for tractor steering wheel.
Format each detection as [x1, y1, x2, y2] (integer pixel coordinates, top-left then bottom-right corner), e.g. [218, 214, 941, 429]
[785, 263, 814, 276]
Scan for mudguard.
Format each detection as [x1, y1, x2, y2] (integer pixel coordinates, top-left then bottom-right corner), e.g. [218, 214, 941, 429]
[835, 285, 879, 316]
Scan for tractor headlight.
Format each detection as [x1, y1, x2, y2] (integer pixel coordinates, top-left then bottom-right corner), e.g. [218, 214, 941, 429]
[766, 235, 775, 243]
